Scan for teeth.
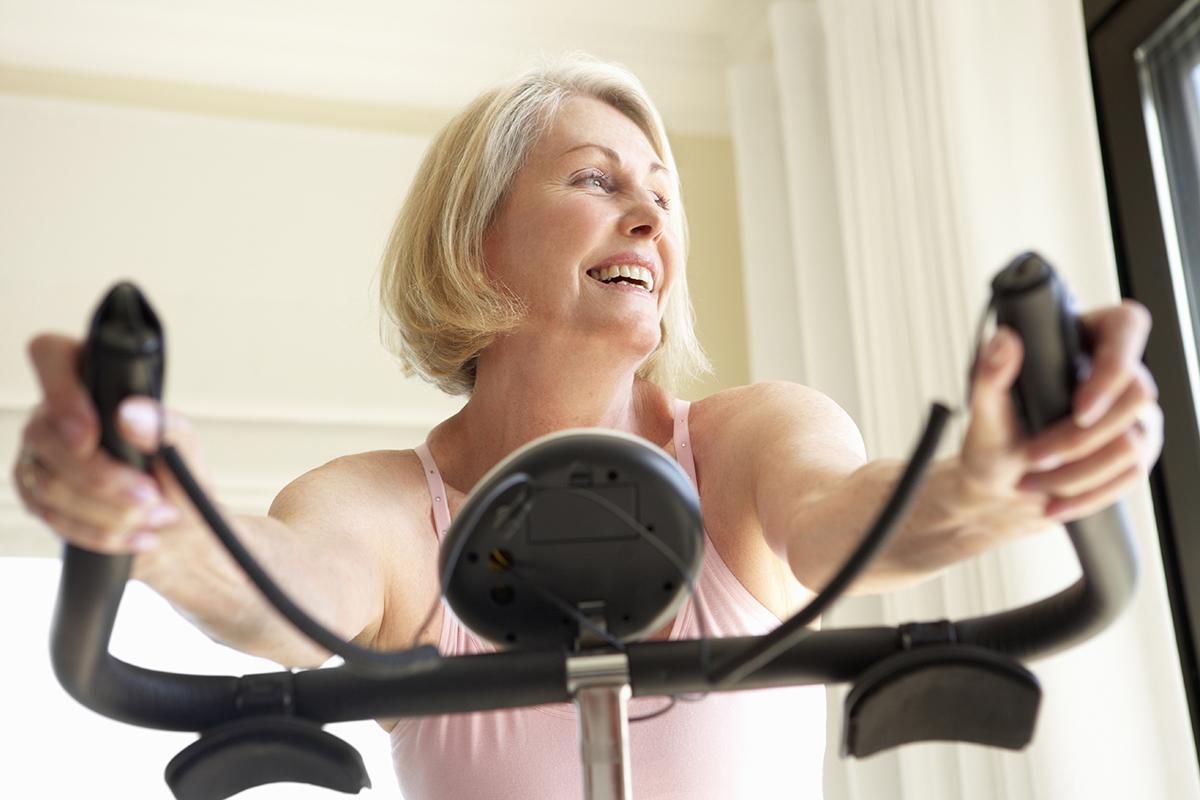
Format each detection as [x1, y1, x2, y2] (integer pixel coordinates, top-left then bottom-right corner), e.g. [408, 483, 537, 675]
[586, 264, 655, 293]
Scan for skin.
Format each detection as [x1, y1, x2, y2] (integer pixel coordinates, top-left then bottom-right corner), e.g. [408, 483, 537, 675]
[434, 95, 684, 490]
[13, 96, 1164, 733]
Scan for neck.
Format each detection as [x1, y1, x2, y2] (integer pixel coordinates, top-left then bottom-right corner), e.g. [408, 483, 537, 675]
[432, 334, 674, 491]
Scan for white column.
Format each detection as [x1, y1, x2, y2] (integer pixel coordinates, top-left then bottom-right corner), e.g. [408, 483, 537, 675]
[934, 1, 1200, 797]
[729, 0, 1200, 798]
[767, 0, 863, 425]
[728, 62, 807, 384]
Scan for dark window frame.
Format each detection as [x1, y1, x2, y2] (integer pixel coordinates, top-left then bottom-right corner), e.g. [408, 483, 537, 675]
[1086, 0, 1200, 762]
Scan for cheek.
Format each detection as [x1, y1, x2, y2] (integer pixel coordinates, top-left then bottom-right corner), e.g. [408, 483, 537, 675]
[505, 197, 601, 262]
[659, 232, 684, 294]
[542, 196, 609, 243]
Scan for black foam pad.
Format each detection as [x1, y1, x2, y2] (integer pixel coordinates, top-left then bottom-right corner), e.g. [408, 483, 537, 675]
[165, 716, 370, 800]
[842, 644, 1042, 758]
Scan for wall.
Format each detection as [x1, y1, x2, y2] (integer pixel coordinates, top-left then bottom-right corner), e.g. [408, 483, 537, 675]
[0, 66, 750, 555]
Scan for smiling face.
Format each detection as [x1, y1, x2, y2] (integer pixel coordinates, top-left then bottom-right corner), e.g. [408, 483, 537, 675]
[481, 94, 682, 364]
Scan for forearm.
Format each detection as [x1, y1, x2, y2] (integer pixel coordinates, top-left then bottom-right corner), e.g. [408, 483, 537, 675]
[130, 513, 360, 668]
[787, 456, 1053, 595]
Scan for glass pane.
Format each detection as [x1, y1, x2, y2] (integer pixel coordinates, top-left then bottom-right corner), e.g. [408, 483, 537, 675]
[1138, 0, 1200, 424]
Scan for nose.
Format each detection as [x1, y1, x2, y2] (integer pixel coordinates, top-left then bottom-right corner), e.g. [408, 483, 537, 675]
[622, 197, 666, 240]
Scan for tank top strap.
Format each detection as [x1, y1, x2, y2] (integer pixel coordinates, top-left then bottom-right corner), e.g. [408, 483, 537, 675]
[414, 441, 452, 542]
[672, 397, 698, 490]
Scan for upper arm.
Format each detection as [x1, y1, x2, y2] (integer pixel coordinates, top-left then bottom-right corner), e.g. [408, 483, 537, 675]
[739, 382, 868, 562]
[266, 452, 435, 650]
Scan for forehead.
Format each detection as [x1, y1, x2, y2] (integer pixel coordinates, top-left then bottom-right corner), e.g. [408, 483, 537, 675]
[535, 95, 664, 170]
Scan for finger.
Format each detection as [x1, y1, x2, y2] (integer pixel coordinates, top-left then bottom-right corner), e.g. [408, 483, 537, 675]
[1024, 364, 1157, 468]
[16, 452, 177, 534]
[1074, 300, 1152, 428]
[23, 411, 164, 507]
[1018, 429, 1142, 497]
[27, 334, 97, 456]
[1133, 402, 1165, 471]
[39, 505, 161, 555]
[1043, 464, 1144, 522]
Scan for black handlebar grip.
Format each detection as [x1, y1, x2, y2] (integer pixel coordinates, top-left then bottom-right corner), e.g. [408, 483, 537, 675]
[79, 282, 166, 467]
[954, 252, 1138, 660]
[990, 252, 1090, 434]
[52, 283, 189, 727]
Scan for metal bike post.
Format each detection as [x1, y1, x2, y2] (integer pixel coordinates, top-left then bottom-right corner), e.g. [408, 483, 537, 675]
[568, 652, 633, 800]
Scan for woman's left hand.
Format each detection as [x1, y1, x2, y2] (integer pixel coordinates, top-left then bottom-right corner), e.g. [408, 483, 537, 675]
[959, 299, 1163, 525]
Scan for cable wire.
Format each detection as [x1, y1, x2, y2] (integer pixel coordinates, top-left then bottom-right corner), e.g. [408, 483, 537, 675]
[416, 471, 713, 720]
[706, 401, 952, 688]
[159, 445, 440, 677]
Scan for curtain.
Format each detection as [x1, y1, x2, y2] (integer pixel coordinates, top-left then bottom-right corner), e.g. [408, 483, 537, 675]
[728, 1, 1200, 798]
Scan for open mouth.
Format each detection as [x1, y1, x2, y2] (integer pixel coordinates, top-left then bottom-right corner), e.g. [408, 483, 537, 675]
[585, 264, 654, 293]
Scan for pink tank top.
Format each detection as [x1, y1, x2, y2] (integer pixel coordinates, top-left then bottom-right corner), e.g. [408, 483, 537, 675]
[391, 398, 826, 799]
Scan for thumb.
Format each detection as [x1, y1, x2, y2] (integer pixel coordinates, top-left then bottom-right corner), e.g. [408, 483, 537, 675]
[116, 396, 168, 454]
[117, 396, 211, 507]
[116, 397, 206, 473]
[963, 326, 1025, 469]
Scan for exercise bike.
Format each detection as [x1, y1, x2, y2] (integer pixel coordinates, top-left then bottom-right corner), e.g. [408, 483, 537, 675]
[48, 252, 1138, 799]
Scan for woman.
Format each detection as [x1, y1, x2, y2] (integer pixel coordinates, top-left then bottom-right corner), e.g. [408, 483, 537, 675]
[12, 55, 1163, 798]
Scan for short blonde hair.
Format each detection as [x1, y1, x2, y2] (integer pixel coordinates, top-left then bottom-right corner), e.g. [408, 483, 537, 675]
[378, 53, 713, 396]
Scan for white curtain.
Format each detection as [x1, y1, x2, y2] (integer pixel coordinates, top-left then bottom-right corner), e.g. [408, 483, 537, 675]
[728, 1, 1200, 798]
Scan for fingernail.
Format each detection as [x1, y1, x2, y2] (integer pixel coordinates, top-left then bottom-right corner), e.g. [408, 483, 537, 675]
[145, 504, 179, 527]
[1032, 453, 1063, 471]
[119, 402, 159, 437]
[127, 484, 162, 505]
[1075, 398, 1107, 429]
[128, 531, 160, 552]
[983, 335, 1007, 368]
[1047, 506, 1071, 524]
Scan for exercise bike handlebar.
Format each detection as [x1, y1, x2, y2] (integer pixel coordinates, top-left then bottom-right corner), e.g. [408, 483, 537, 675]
[48, 253, 1139, 737]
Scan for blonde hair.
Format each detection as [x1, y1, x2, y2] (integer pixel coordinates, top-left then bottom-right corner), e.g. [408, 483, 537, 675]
[378, 53, 713, 396]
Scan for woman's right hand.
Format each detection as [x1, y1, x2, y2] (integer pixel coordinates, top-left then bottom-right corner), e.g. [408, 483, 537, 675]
[13, 333, 208, 555]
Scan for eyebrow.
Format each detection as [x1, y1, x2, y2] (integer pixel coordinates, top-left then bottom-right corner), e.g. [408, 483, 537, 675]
[558, 142, 670, 176]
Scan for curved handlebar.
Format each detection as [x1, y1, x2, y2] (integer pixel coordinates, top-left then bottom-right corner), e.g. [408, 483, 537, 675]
[49, 255, 1140, 740]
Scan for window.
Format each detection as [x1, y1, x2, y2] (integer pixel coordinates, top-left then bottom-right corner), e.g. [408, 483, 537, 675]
[1089, 0, 1200, 765]
[1138, 0, 1200, 426]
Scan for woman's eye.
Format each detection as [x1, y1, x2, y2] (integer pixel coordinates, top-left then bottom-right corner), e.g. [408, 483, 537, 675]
[576, 171, 670, 210]
[577, 171, 612, 191]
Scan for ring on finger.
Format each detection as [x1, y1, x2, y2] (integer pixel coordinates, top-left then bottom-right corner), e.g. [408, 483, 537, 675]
[1132, 407, 1155, 438]
[17, 449, 43, 493]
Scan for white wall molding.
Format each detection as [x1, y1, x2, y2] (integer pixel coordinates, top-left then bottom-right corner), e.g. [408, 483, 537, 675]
[0, 402, 441, 557]
[0, 397, 446, 433]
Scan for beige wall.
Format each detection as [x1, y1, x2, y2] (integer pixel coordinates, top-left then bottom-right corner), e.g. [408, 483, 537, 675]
[671, 134, 750, 398]
[0, 64, 751, 400]
[0, 66, 750, 552]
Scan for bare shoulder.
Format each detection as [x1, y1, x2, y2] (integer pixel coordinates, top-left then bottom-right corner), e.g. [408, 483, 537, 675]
[689, 381, 866, 462]
[269, 448, 442, 648]
[687, 382, 867, 551]
[678, 383, 867, 614]
[270, 448, 429, 530]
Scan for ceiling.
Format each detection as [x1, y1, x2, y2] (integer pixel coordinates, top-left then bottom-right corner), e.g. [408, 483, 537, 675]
[0, 0, 778, 134]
